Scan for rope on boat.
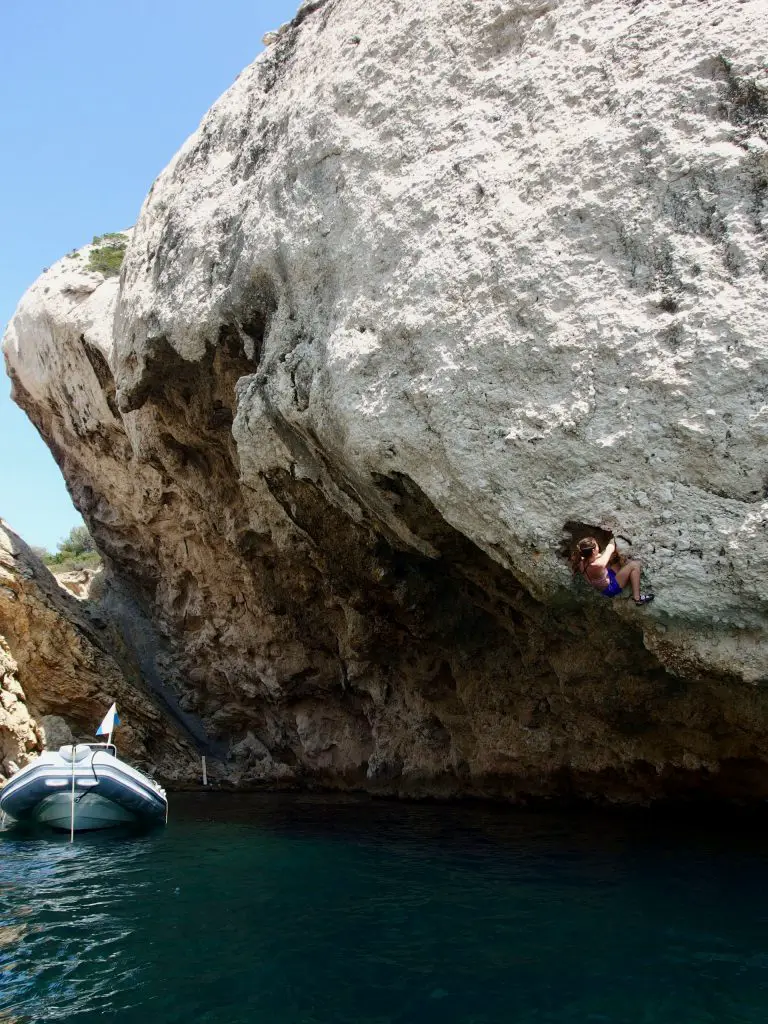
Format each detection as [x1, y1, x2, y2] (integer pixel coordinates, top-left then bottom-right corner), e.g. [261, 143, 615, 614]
[69, 745, 76, 843]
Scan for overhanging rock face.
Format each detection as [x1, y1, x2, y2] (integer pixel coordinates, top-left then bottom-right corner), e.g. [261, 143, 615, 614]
[4, 0, 768, 801]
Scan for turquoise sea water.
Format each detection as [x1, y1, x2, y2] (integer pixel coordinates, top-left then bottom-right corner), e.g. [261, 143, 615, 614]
[2, 795, 768, 1023]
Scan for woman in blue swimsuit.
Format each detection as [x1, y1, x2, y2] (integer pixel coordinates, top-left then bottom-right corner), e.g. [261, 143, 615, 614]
[575, 536, 654, 606]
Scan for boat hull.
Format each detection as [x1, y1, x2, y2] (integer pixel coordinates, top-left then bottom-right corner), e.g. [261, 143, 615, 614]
[0, 745, 167, 832]
[34, 792, 138, 830]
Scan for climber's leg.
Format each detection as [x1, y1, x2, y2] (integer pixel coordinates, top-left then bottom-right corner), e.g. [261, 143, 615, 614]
[614, 560, 642, 601]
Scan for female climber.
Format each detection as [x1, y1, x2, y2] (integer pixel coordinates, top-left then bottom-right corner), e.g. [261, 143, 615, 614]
[573, 536, 654, 606]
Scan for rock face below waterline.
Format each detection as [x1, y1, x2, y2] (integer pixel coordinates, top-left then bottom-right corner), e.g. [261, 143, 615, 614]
[4, 0, 768, 802]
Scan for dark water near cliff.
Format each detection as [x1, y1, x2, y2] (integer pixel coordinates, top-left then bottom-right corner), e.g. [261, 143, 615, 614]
[2, 796, 768, 1023]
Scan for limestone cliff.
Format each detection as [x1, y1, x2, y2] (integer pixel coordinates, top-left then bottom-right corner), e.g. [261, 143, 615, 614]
[4, 0, 768, 802]
[0, 638, 41, 779]
[0, 521, 197, 783]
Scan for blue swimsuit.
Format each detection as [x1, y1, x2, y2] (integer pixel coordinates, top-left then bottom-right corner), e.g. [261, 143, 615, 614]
[582, 562, 623, 598]
[601, 568, 623, 598]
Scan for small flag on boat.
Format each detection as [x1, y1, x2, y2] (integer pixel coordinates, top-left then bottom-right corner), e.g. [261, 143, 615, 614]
[96, 703, 120, 737]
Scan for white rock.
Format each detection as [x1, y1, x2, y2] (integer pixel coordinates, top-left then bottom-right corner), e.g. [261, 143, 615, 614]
[4, 0, 768, 801]
[114, 0, 768, 677]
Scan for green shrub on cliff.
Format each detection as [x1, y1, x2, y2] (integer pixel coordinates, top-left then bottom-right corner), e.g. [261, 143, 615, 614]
[87, 232, 128, 277]
[43, 550, 102, 572]
[40, 524, 102, 571]
[58, 524, 95, 556]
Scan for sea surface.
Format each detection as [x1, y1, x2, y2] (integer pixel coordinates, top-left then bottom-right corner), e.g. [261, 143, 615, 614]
[2, 794, 768, 1023]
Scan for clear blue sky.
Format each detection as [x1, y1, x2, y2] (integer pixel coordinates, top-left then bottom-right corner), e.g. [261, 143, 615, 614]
[0, 0, 298, 550]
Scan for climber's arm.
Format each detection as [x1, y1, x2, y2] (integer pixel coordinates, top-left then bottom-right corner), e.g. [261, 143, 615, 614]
[592, 540, 616, 567]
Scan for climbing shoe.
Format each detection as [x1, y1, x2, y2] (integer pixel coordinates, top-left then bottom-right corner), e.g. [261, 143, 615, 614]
[634, 594, 655, 606]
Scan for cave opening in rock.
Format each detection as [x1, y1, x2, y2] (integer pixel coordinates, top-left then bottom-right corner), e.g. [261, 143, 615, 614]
[559, 520, 617, 565]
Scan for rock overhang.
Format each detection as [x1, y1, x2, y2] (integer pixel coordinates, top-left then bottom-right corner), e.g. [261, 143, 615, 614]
[3, 0, 768, 800]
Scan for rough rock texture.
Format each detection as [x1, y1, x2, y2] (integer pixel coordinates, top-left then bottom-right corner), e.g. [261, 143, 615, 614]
[54, 567, 102, 599]
[38, 715, 73, 750]
[0, 521, 198, 783]
[4, 0, 768, 802]
[0, 639, 42, 779]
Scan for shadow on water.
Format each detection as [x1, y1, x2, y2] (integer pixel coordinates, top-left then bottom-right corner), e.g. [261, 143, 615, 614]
[1, 818, 160, 842]
[3, 794, 768, 1023]
[170, 789, 768, 859]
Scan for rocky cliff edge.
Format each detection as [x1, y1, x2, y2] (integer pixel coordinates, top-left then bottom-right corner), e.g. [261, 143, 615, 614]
[3, 0, 768, 802]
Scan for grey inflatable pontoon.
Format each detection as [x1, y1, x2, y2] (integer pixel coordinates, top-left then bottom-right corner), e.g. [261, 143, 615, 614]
[0, 743, 167, 830]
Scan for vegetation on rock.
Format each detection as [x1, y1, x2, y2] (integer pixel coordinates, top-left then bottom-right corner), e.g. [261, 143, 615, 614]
[39, 525, 101, 571]
[87, 233, 127, 277]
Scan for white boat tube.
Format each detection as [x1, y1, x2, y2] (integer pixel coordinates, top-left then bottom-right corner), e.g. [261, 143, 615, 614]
[0, 744, 167, 831]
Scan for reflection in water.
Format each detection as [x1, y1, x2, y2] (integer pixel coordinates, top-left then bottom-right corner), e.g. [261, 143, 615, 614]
[2, 796, 768, 1023]
[0, 924, 27, 949]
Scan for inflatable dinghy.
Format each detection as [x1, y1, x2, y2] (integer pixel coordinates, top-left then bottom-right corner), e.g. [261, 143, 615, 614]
[0, 743, 167, 831]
